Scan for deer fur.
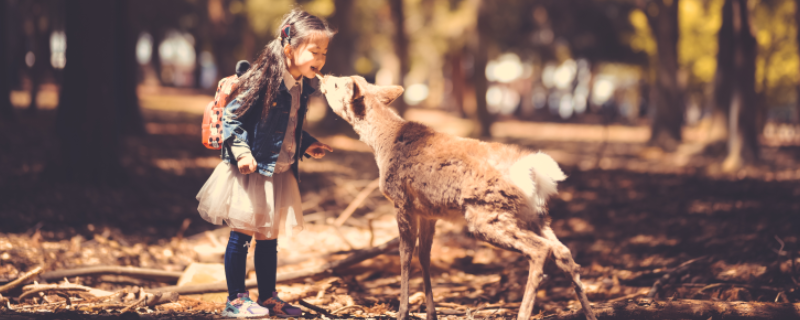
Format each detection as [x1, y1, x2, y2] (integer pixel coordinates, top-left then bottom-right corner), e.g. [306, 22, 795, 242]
[318, 75, 596, 320]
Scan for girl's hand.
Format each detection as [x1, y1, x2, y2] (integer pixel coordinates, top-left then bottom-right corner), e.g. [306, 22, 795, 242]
[237, 154, 258, 174]
[306, 142, 333, 159]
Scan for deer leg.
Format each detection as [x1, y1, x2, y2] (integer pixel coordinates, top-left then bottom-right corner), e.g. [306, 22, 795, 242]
[542, 227, 597, 320]
[518, 256, 547, 320]
[418, 219, 438, 320]
[397, 210, 419, 320]
[465, 207, 551, 320]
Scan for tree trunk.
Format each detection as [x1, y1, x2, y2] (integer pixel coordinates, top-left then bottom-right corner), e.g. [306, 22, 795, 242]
[472, 0, 492, 138]
[388, 0, 409, 116]
[0, 0, 14, 122]
[150, 29, 165, 86]
[796, 0, 800, 123]
[115, 0, 144, 135]
[710, 0, 735, 143]
[450, 48, 467, 118]
[49, 0, 141, 184]
[722, 0, 758, 171]
[648, 0, 683, 151]
[316, 0, 360, 135]
[26, 1, 51, 114]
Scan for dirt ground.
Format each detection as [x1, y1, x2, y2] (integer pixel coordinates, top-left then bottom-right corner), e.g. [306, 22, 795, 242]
[1, 86, 799, 318]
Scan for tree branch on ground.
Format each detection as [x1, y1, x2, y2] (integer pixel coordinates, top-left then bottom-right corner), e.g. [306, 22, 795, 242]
[647, 256, 707, 298]
[0, 266, 44, 294]
[40, 266, 183, 283]
[152, 237, 401, 295]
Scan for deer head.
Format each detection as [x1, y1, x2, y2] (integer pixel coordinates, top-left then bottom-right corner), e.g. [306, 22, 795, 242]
[319, 75, 404, 125]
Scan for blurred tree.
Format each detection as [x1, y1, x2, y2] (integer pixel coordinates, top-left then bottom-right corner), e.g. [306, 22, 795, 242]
[716, 0, 758, 171]
[0, 0, 12, 122]
[645, 0, 684, 151]
[135, 0, 198, 86]
[678, 0, 723, 130]
[389, 0, 409, 116]
[48, 0, 143, 184]
[326, 0, 357, 76]
[797, 0, 800, 122]
[472, 0, 492, 137]
[748, 0, 798, 123]
[208, 0, 248, 82]
[117, 1, 145, 136]
[23, 0, 53, 114]
[316, 0, 360, 134]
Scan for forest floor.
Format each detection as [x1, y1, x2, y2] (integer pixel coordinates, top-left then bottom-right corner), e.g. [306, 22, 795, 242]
[1, 85, 799, 319]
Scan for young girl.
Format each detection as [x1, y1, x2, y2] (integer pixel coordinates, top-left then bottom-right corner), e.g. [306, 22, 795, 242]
[196, 9, 335, 318]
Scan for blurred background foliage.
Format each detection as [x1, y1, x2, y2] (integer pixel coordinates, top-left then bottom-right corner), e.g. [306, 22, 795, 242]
[2, 0, 800, 183]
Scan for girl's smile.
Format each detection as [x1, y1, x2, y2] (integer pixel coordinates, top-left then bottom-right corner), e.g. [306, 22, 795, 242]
[286, 36, 328, 80]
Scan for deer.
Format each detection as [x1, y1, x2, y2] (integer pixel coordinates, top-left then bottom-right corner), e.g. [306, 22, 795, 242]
[317, 74, 597, 320]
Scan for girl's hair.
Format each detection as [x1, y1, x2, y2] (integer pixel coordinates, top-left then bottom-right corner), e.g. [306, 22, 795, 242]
[236, 9, 334, 120]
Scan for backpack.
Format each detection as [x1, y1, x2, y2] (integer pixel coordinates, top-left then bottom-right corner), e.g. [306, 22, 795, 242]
[201, 61, 250, 150]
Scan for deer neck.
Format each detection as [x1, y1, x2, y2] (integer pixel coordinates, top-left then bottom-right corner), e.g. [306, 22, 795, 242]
[353, 104, 405, 161]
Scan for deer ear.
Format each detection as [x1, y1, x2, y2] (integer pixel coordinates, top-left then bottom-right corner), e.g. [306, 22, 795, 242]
[377, 85, 404, 105]
[350, 76, 367, 101]
[349, 77, 367, 118]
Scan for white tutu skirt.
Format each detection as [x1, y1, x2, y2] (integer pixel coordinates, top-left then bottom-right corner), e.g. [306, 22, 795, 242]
[197, 162, 304, 239]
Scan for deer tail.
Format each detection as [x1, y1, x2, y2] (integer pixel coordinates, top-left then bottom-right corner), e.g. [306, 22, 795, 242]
[509, 152, 566, 212]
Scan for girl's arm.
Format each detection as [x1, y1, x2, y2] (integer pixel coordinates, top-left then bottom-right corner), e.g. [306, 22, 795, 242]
[300, 131, 319, 158]
[223, 91, 258, 174]
[222, 91, 252, 151]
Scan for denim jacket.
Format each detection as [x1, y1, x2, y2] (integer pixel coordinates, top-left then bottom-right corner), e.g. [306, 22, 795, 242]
[221, 77, 318, 179]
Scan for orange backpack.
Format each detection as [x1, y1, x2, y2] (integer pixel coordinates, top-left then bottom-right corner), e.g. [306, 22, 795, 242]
[202, 61, 250, 150]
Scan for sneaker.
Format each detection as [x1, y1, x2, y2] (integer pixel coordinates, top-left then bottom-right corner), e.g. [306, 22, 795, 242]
[221, 292, 270, 318]
[258, 292, 303, 318]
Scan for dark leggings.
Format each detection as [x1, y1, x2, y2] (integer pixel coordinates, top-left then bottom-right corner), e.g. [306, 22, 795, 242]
[224, 231, 278, 301]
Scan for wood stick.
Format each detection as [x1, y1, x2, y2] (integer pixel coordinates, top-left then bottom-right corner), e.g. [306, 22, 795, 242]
[152, 237, 400, 294]
[19, 283, 113, 300]
[606, 289, 649, 303]
[300, 299, 335, 317]
[333, 178, 380, 227]
[40, 266, 183, 283]
[120, 288, 146, 313]
[541, 299, 800, 320]
[646, 256, 706, 298]
[0, 265, 43, 294]
[332, 304, 368, 314]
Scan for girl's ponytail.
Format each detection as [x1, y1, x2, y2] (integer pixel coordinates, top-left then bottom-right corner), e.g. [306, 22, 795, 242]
[235, 9, 334, 120]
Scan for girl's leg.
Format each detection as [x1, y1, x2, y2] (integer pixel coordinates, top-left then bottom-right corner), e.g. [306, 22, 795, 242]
[254, 232, 302, 317]
[225, 229, 253, 301]
[254, 232, 278, 299]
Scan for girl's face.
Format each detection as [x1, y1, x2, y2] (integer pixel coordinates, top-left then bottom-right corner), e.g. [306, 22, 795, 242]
[286, 36, 328, 79]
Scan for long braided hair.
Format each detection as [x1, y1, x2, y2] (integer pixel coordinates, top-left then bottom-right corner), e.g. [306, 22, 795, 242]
[236, 9, 334, 120]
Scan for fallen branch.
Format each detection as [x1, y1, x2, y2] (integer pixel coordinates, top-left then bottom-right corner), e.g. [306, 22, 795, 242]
[19, 283, 113, 300]
[40, 266, 183, 283]
[647, 256, 707, 298]
[120, 288, 147, 313]
[299, 299, 335, 317]
[144, 291, 180, 306]
[333, 304, 368, 314]
[0, 265, 43, 294]
[541, 299, 800, 320]
[333, 178, 380, 227]
[153, 237, 400, 294]
[606, 289, 649, 303]
[683, 282, 785, 293]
